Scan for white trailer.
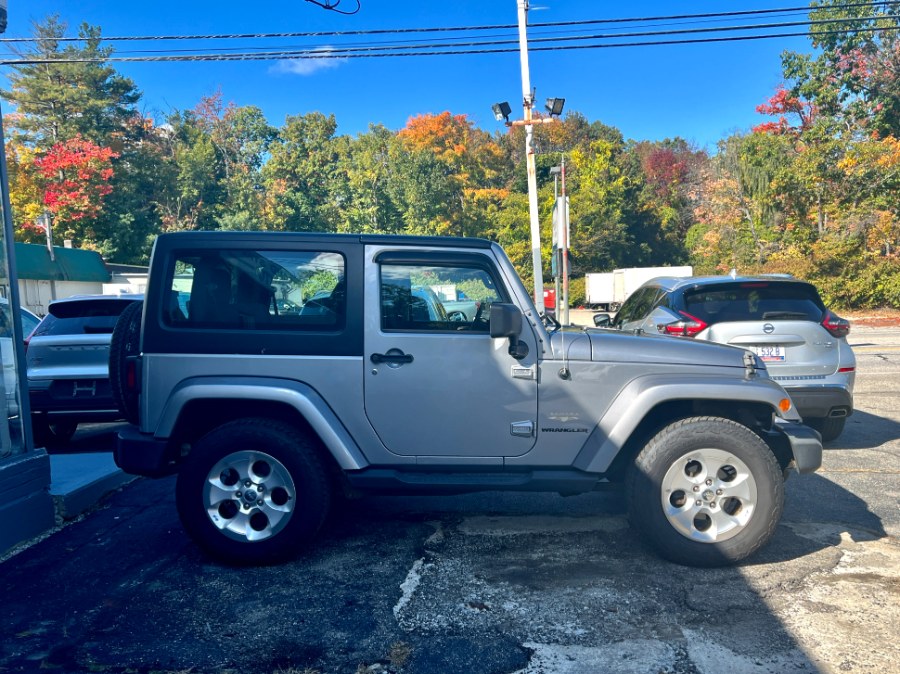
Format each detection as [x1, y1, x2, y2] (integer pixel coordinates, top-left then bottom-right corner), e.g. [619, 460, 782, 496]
[612, 266, 693, 305]
[585, 273, 617, 310]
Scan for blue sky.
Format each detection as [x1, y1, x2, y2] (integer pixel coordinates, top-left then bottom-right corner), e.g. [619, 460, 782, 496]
[4, 1, 815, 150]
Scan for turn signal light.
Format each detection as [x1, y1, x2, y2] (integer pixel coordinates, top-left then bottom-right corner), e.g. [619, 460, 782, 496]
[779, 398, 792, 413]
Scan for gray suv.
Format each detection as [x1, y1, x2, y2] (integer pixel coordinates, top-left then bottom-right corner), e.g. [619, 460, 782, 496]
[26, 294, 143, 446]
[113, 232, 822, 567]
[604, 275, 855, 441]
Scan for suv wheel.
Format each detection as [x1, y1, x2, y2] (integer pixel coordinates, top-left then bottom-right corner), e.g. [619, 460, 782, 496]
[627, 416, 784, 567]
[31, 416, 78, 448]
[109, 300, 143, 425]
[176, 418, 331, 564]
[807, 416, 846, 443]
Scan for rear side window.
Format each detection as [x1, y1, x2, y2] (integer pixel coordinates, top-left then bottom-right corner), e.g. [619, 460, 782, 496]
[32, 299, 137, 337]
[682, 282, 825, 324]
[166, 249, 346, 331]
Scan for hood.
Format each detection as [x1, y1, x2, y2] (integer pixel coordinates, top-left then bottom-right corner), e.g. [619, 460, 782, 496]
[552, 327, 757, 370]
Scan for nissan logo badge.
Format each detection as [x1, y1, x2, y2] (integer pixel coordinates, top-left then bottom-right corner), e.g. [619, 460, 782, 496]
[763, 323, 775, 334]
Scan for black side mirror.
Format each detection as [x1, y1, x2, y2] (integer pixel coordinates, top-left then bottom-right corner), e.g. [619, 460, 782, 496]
[593, 312, 611, 327]
[490, 303, 529, 360]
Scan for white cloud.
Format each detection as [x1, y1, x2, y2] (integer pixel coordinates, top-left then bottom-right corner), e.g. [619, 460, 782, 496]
[269, 47, 344, 76]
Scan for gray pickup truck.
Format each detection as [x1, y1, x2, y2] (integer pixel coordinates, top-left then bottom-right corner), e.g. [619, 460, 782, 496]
[112, 232, 821, 567]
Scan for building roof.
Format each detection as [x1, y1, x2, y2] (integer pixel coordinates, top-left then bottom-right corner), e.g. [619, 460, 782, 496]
[14, 243, 111, 283]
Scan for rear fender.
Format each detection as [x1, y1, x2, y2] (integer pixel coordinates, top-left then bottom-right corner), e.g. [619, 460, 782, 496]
[155, 376, 368, 471]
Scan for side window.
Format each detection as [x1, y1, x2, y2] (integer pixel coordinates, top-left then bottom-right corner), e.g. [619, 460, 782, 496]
[380, 263, 503, 332]
[166, 250, 346, 330]
[648, 288, 668, 311]
[614, 288, 647, 326]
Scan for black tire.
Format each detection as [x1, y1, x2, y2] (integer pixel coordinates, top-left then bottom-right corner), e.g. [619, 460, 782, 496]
[626, 416, 784, 567]
[808, 416, 846, 443]
[176, 418, 331, 565]
[32, 415, 78, 448]
[109, 300, 143, 424]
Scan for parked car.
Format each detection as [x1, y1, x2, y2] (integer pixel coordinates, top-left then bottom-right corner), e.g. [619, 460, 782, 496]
[26, 294, 143, 446]
[600, 275, 855, 441]
[1, 299, 40, 419]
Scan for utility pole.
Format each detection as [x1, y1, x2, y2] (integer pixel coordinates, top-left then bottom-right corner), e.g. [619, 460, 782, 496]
[40, 212, 55, 262]
[516, 0, 545, 313]
[560, 154, 570, 326]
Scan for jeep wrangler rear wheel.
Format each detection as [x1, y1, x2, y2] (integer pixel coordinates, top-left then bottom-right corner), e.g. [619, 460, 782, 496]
[627, 416, 784, 567]
[176, 418, 331, 564]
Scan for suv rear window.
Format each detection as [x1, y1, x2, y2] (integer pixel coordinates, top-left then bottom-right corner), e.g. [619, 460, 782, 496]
[167, 249, 346, 331]
[682, 281, 825, 324]
[32, 299, 138, 336]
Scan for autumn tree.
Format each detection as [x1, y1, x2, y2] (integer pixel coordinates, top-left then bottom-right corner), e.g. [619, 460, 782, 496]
[262, 112, 342, 232]
[33, 135, 117, 245]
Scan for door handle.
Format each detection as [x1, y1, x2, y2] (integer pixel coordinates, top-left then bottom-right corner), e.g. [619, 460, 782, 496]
[370, 351, 414, 365]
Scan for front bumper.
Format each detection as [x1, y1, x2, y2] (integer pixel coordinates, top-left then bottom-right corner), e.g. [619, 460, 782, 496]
[774, 418, 823, 474]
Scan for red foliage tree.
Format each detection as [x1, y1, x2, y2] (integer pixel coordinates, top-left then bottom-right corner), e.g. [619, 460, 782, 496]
[34, 135, 118, 229]
[753, 86, 817, 134]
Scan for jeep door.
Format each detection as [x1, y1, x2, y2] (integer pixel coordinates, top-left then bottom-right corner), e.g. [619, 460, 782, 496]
[363, 249, 538, 458]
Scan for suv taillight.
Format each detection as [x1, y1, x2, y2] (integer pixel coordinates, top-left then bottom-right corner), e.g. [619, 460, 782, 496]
[659, 311, 708, 337]
[821, 310, 850, 338]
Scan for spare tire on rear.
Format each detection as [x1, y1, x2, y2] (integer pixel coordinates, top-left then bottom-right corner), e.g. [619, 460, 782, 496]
[109, 300, 143, 425]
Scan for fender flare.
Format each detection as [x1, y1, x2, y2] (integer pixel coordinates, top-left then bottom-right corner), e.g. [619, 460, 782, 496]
[574, 373, 798, 474]
[155, 376, 369, 471]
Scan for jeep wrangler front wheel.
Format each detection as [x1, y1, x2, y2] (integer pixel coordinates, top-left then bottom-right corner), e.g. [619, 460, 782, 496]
[176, 418, 331, 564]
[627, 416, 784, 567]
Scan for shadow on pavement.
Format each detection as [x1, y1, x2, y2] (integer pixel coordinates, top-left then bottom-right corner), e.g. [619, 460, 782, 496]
[826, 409, 900, 450]
[0, 451, 888, 673]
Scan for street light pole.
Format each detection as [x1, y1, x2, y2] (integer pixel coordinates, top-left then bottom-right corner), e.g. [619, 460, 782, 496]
[516, 0, 545, 313]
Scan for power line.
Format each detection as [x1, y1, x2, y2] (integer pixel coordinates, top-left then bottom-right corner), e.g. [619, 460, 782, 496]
[4, 13, 899, 64]
[0, 1, 895, 44]
[4, 25, 898, 65]
[25, 13, 895, 59]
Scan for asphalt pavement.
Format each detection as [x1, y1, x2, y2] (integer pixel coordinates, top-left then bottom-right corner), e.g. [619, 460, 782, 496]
[0, 326, 897, 674]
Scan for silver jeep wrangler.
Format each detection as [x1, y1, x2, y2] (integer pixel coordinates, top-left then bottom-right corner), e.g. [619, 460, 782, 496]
[112, 232, 822, 567]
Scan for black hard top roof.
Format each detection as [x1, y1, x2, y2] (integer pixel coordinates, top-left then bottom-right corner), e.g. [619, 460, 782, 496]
[155, 231, 494, 250]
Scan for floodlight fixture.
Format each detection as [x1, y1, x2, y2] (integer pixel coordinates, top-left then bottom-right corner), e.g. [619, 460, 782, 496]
[545, 97, 566, 117]
[492, 101, 512, 123]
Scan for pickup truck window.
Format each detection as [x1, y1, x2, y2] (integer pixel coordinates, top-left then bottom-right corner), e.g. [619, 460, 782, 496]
[380, 263, 502, 332]
[166, 250, 346, 330]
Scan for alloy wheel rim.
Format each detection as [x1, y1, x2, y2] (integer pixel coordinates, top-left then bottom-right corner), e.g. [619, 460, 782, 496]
[202, 450, 296, 543]
[660, 447, 758, 543]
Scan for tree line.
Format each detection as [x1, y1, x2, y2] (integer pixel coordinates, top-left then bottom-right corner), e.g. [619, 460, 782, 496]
[3, 2, 899, 309]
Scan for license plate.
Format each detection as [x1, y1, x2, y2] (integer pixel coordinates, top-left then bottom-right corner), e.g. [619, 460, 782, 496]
[754, 345, 786, 362]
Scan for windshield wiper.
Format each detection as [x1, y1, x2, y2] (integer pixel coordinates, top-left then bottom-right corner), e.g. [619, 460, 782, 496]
[761, 311, 809, 320]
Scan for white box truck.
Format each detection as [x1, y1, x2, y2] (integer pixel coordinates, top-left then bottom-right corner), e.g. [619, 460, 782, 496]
[585, 273, 617, 310]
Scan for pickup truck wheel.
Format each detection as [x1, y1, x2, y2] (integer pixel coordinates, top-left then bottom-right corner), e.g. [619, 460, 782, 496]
[109, 300, 143, 425]
[176, 418, 331, 564]
[627, 416, 784, 567]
